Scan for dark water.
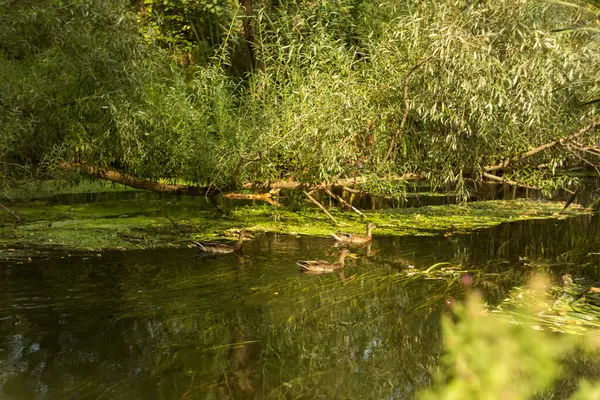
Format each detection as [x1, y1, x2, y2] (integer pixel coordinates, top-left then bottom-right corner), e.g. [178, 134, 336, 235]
[1, 213, 599, 399]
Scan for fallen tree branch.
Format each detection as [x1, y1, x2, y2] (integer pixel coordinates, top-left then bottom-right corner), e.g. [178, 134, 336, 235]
[62, 162, 422, 196]
[482, 172, 576, 194]
[224, 191, 281, 207]
[566, 146, 600, 176]
[568, 142, 600, 158]
[484, 120, 600, 172]
[304, 190, 339, 225]
[242, 176, 367, 191]
[323, 187, 365, 218]
[243, 173, 423, 191]
[482, 172, 540, 190]
[341, 186, 361, 194]
[0, 203, 21, 224]
[384, 57, 433, 163]
[61, 162, 217, 196]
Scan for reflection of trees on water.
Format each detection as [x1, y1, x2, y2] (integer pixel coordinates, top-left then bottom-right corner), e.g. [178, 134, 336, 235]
[321, 179, 600, 210]
[0, 258, 449, 398]
[1, 214, 598, 398]
[454, 214, 600, 272]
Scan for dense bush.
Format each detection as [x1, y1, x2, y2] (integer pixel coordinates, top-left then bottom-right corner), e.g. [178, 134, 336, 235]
[1, 0, 598, 194]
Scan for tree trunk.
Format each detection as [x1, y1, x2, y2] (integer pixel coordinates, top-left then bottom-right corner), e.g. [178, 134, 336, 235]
[239, 0, 258, 70]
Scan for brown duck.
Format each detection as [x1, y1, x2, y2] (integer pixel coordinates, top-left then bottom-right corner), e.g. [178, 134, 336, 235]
[194, 230, 247, 254]
[297, 249, 356, 273]
[331, 223, 376, 244]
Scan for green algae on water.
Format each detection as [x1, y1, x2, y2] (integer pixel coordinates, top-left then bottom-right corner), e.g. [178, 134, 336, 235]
[0, 195, 589, 251]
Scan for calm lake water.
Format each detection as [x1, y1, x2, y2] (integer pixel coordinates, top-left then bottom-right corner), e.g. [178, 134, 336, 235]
[1, 213, 599, 399]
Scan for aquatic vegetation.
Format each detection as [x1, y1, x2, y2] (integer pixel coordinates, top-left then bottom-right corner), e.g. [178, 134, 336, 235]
[422, 275, 600, 399]
[1, 212, 599, 398]
[0, 197, 589, 251]
[493, 275, 600, 336]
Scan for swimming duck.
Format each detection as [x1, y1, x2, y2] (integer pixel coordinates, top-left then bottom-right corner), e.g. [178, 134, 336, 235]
[194, 230, 247, 254]
[297, 249, 356, 273]
[331, 222, 376, 244]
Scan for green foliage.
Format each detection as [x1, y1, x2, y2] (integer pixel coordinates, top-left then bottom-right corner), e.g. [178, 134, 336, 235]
[237, 0, 599, 190]
[1, 0, 599, 193]
[0, 0, 158, 175]
[136, 0, 239, 64]
[422, 280, 600, 399]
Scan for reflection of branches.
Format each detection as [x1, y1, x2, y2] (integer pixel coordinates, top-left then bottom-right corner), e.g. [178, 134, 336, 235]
[398, 319, 416, 386]
[214, 327, 257, 399]
[230, 330, 254, 393]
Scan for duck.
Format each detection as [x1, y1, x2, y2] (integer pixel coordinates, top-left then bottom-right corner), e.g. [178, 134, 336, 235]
[297, 249, 356, 273]
[194, 230, 247, 254]
[331, 222, 376, 244]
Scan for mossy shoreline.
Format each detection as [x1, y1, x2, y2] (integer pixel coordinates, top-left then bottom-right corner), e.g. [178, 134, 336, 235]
[0, 185, 589, 252]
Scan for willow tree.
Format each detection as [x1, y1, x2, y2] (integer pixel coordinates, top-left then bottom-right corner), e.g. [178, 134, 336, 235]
[364, 0, 600, 194]
[193, 0, 598, 198]
[0, 0, 228, 189]
[1, 0, 599, 202]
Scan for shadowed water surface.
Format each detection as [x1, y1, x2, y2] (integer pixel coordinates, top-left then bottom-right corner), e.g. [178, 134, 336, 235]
[0, 213, 599, 399]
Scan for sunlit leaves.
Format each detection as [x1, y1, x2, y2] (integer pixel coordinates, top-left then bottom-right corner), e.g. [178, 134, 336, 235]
[1, 0, 598, 193]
